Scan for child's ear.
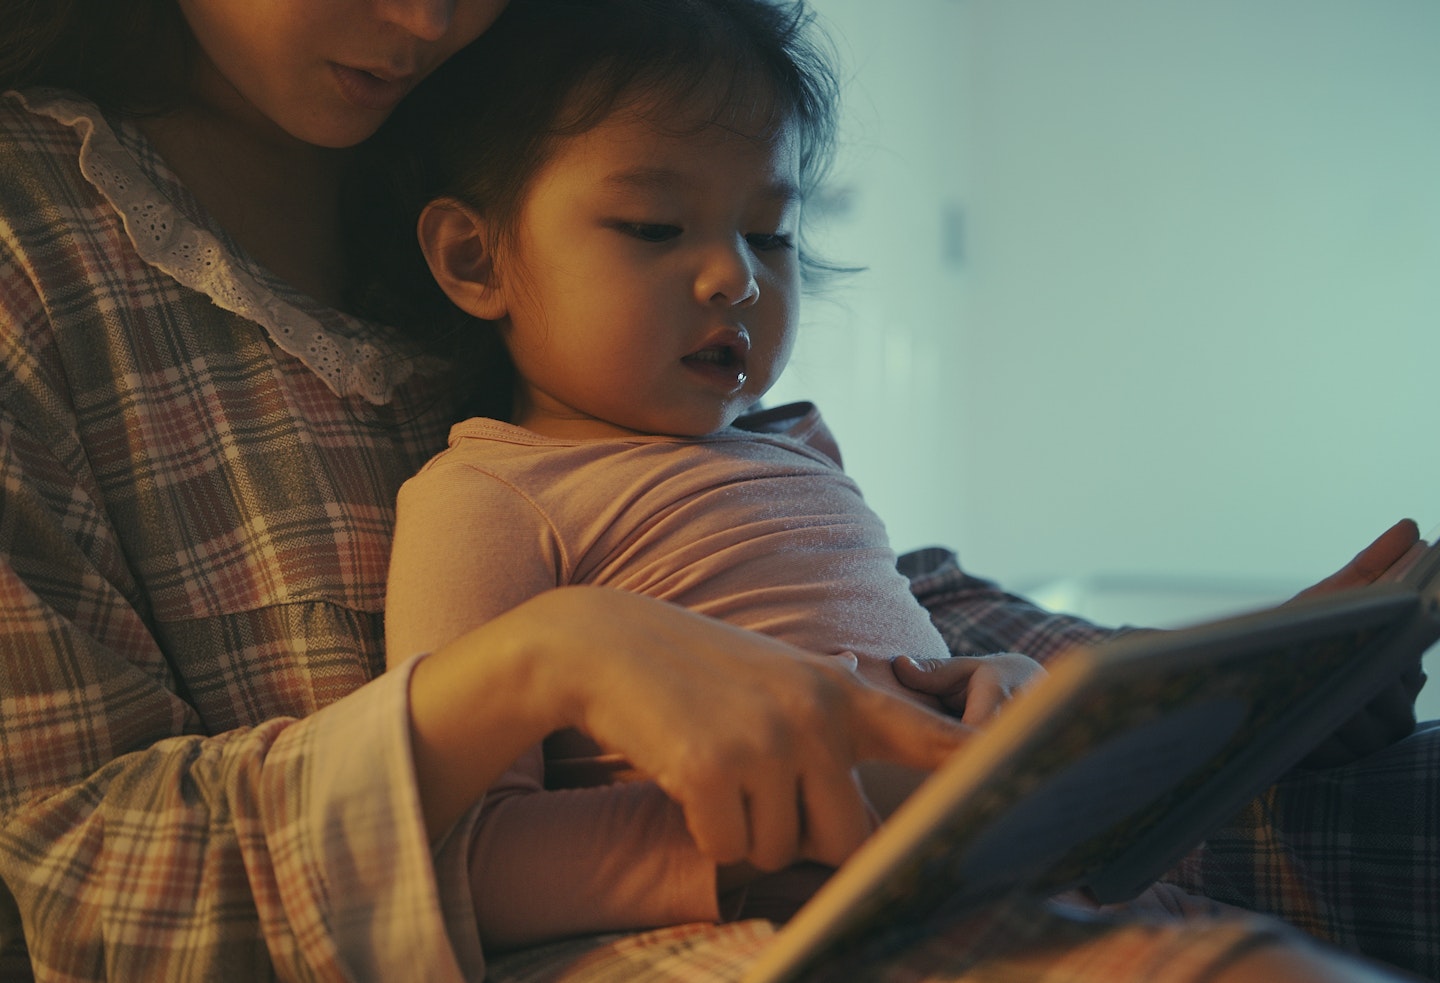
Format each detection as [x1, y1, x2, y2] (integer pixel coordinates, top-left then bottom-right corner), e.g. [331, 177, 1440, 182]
[417, 197, 508, 321]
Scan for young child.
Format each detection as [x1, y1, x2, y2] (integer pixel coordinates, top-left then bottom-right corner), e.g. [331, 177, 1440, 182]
[367, 0, 1043, 951]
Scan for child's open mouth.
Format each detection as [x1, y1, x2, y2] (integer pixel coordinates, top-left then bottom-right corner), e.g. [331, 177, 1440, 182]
[682, 340, 749, 389]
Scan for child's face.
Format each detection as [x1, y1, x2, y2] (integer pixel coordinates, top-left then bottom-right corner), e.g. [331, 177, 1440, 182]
[492, 106, 803, 439]
[177, 0, 509, 148]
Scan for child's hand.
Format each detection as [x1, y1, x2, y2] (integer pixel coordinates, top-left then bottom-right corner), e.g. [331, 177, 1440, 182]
[836, 650, 946, 712]
[892, 653, 1047, 726]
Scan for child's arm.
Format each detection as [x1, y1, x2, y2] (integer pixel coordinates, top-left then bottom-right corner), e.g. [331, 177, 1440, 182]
[387, 461, 722, 948]
[386, 461, 562, 668]
[468, 761, 720, 948]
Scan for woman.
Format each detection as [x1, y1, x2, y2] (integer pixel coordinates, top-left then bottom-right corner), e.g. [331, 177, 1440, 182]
[0, 0, 1428, 980]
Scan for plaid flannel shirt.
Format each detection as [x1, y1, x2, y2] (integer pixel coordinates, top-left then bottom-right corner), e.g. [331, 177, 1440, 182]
[1, 88, 1435, 983]
[0, 87, 1152, 982]
[0, 89, 483, 981]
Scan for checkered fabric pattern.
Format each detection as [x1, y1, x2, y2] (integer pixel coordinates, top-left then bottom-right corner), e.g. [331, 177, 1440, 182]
[1, 88, 1434, 981]
[486, 900, 1283, 983]
[1162, 722, 1440, 980]
[0, 90, 480, 981]
[899, 547, 1125, 662]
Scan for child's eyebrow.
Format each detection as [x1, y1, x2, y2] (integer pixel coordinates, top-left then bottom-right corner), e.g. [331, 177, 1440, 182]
[601, 166, 802, 204]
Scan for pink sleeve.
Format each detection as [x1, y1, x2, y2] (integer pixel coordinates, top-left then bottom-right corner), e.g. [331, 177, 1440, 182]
[471, 749, 721, 950]
[389, 457, 721, 950]
[386, 459, 565, 664]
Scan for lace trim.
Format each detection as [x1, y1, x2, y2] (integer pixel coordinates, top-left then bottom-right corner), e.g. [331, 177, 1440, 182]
[18, 90, 438, 405]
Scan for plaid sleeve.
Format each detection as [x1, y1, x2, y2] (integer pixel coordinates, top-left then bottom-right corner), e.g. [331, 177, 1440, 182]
[898, 547, 1128, 663]
[0, 260, 478, 982]
[0, 437, 481, 981]
[0, 630, 480, 982]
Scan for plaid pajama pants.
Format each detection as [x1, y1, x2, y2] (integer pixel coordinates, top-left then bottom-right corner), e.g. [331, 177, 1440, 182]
[1163, 720, 1440, 980]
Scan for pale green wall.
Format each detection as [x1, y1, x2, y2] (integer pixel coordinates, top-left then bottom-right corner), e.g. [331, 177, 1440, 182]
[774, 1, 1440, 608]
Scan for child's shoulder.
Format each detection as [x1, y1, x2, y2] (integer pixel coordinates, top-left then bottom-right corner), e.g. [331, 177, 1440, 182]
[731, 401, 843, 470]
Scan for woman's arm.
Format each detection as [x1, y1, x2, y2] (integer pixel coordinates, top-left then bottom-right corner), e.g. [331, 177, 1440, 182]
[389, 462, 970, 946]
[0, 404, 478, 981]
[409, 587, 970, 871]
[0, 226, 487, 980]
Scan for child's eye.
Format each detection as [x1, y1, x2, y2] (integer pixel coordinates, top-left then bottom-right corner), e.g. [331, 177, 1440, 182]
[617, 222, 681, 243]
[746, 232, 795, 252]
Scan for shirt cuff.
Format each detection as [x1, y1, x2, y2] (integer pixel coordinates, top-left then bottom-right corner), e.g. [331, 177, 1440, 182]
[261, 652, 483, 981]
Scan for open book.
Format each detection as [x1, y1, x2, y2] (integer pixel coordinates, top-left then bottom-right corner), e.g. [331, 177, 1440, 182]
[744, 532, 1440, 983]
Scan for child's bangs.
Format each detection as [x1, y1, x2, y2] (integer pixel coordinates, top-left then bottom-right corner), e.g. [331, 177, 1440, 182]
[550, 0, 807, 141]
[560, 58, 797, 150]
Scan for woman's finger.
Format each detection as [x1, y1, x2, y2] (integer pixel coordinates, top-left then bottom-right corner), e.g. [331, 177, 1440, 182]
[845, 681, 973, 773]
[795, 759, 875, 868]
[678, 773, 751, 866]
[529, 589, 972, 865]
[742, 770, 803, 872]
[1294, 518, 1419, 599]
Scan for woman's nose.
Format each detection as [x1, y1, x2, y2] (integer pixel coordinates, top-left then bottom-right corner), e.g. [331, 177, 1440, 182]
[696, 238, 760, 308]
[373, 0, 455, 41]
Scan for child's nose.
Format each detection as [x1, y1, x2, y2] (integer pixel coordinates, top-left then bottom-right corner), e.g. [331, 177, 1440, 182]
[696, 238, 760, 308]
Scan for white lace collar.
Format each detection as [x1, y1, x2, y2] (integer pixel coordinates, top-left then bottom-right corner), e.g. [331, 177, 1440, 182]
[18, 89, 441, 406]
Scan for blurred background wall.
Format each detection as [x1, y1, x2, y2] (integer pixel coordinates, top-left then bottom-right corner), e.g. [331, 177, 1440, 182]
[771, 0, 1440, 713]
[773, 0, 1440, 612]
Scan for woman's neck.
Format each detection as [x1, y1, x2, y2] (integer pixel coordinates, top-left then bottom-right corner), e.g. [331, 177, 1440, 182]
[138, 101, 353, 310]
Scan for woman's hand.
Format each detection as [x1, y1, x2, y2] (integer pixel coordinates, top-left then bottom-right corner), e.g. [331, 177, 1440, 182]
[407, 587, 971, 873]
[1292, 518, 1418, 600]
[1291, 518, 1428, 766]
[890, 652, 1047, 726]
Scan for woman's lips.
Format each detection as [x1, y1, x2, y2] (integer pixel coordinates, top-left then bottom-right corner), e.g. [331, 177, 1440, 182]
[330, 63, 412, 112]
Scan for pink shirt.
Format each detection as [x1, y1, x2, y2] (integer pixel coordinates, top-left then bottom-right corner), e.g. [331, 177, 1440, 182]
[386, 405, 949, 948]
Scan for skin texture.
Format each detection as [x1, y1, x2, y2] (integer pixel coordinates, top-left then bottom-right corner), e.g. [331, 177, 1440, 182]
[408, 587, 971, 868]
[176, 0, 510, 149]
[144, 0, 974, 882]
[414, 98, 958, 865]
[113, 6, 1427, 973]
[1292, 518, 1427, 765]
[422, 105, 803, 439]
[142, 0, 508, 305]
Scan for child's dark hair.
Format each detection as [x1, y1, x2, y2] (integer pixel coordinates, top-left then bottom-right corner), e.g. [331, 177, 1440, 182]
[347, 0, 842, 422]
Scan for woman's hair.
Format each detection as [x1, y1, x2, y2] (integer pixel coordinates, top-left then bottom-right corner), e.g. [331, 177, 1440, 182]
[347, 0, 842, 421]
[0, 0, 191, 109]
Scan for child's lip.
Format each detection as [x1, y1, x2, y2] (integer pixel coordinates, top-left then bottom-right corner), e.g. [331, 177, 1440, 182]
[681, 327, 752, 389]
[683, 326, 752, 362]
